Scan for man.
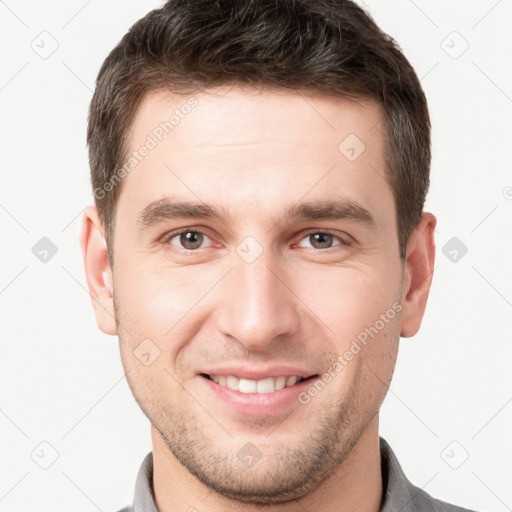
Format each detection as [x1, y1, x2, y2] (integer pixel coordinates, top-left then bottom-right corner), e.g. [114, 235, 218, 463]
[80, 1, 476, 510]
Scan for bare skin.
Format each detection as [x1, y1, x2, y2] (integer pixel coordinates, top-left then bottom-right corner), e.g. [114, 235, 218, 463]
[81, 85, 436, 512]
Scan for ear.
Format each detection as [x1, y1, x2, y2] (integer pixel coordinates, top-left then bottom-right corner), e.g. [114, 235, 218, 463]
[400, 212, 437, 338]
[80, 205, 117, 335]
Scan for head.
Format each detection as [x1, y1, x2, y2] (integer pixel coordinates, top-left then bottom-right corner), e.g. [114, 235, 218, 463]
[82, 0, 436, 506]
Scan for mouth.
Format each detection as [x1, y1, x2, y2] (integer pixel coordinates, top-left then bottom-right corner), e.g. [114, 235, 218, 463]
[200, 373, 318, 394]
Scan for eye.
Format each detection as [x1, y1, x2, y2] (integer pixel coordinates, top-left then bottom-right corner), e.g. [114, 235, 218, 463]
[166, 230, 212, 250]
[297, 231, 346, 250]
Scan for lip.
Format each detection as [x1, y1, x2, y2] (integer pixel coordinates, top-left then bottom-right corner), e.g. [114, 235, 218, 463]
[199, 365, 316, 380]
[199, 373, 317, 417]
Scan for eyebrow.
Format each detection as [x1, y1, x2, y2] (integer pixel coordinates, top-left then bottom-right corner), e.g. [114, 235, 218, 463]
[286, 199, 374, 227]
[137, 199, 230, 230]
[136, 196, 375, 230]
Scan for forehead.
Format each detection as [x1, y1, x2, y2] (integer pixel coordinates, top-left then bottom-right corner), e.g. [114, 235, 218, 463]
[129, 85, 384, 150]
[119, 85, 392, 229]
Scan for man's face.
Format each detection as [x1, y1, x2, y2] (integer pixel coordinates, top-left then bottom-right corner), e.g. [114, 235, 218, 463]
[107, 86, 407, 503]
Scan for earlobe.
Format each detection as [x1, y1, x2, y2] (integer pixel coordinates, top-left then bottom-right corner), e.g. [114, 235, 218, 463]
[400, 212, 437, 338]
[80, 205, 118, 335]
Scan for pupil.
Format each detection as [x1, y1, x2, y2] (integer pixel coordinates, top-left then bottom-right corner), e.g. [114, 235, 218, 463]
[181, 231, 203, 249]
[311, 233, 332, 249]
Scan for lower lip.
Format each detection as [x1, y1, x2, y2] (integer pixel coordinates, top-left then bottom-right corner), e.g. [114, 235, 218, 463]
[199, 375, 315, 417]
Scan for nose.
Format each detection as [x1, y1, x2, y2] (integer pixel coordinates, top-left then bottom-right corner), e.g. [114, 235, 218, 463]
[215, 252, 301, 351]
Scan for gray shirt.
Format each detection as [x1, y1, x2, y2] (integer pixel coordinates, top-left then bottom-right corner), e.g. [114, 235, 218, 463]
[117, 437, 476, 511]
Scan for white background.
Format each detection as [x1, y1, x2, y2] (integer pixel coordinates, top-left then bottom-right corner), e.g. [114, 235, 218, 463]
[0, 1, 511, 511]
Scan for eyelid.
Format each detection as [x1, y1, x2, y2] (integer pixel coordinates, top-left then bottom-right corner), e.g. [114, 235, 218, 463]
[160, 227, 352, 252]
[159, 228, 216, 248]
[294, 229, 352, 249]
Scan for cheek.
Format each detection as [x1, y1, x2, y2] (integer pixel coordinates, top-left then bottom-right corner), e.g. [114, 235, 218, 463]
[114, 260, 208, 337]
[294, 263, 401, 345]
[113, 260, 232, 381]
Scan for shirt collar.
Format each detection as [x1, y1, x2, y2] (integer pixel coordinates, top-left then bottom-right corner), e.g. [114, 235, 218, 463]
[132, 450, 158, 512]
[132, 437, 421, 512]
[379, 437, 421, 511]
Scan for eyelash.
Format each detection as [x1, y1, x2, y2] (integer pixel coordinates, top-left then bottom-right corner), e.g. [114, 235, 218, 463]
[160, 228, 351, 253]
[297, 230, 351, 250]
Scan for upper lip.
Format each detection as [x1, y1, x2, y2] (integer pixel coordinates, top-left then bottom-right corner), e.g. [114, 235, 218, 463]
[200, 365, 317, 380]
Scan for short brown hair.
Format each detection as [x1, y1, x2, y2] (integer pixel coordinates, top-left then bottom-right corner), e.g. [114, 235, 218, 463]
[87, 0, 431, 265]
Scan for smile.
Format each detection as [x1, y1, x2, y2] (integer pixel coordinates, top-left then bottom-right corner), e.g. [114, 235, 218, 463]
[203, 374, 310, 394]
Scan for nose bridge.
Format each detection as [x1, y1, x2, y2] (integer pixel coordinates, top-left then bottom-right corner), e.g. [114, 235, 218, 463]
[216, 246, 299, 348]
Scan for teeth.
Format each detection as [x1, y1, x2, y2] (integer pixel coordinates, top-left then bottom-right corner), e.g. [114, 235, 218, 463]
[239, 378, 257, 393]
[257, 377, 275, 394]
[275, 376, 286, 390]
[226, 375, 239, 391]
[286, 376, 297, 387]
[208, 374, 305, 394]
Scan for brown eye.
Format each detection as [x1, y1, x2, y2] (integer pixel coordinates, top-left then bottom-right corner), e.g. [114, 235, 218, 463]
[169, 231, 207, 250]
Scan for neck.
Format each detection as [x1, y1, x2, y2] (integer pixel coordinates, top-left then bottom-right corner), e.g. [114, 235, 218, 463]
[151, 416, 383, 512]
